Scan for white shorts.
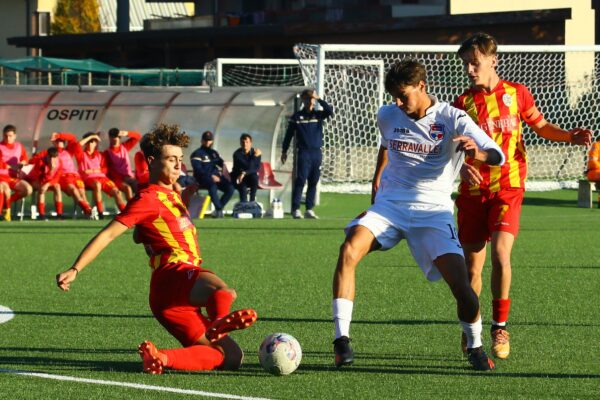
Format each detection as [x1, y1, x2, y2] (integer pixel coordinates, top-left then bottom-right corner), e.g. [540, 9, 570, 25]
[345, 199, 464, 281]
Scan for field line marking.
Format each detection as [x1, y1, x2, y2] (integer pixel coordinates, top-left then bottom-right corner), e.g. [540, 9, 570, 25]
[0, 305, 15, 324]
[0, 369, 272, 400]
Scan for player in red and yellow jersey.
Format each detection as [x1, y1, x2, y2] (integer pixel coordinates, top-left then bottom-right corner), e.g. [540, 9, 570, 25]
[454, 33, 592, 359]
[56, 124, 257, 374]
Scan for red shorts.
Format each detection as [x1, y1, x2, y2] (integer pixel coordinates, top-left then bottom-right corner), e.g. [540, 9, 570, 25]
[60, 173, 85, 191]
[456, 188, 524, 243]
[84, 177, 117, 195]
[109, 173, 134, 190]
[149, 262, 214, 347]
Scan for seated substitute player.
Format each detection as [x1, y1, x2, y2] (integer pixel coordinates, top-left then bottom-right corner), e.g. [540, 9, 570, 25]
[37, 132, 94, 217]
[74, 132, 127, 218]
[231, 133, 261, 203]
[104, 127, 141, 200]
[587, 139, 600, 208]
[332, 60, 505, 371]
[0, 151, 12, 221]
[56, 123, 258, 374]
[0, 124, 33, 220]
[454, 32, 592, 359]
[134, 149, 150, 187]
[25, 147, 63, 220]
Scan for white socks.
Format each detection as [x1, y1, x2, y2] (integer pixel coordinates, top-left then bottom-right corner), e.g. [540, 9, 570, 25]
[460, 317, 483, 349]
[333, 298, 353, 339]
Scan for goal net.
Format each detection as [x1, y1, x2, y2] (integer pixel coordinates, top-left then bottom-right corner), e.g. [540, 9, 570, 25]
[294, 44, 600, 191]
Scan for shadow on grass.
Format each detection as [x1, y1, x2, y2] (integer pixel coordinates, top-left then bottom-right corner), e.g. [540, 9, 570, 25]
[521, 196, 578, 208]
[5, 311, 598, 328]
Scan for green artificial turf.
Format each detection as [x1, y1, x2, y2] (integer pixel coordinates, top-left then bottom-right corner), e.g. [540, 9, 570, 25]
[0, 190, 598, 399]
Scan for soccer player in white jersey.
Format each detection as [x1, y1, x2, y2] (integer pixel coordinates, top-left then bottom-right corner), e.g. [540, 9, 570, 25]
[331, 59, 506, 371]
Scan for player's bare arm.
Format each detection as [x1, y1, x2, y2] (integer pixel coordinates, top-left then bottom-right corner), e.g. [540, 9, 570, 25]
[56, 220, 129, 291]
[532, 119, 592, 147]
[453, 135, 502, 165]
[371, 145, 388, 204]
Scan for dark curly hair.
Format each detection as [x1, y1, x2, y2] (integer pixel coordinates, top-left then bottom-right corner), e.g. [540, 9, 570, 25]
[140, 123, 190, 159]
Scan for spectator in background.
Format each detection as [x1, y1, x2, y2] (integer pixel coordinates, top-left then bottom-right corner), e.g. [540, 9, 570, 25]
[105, 128, 141, 200]
[587, 139, 600, 208]
[231, 133, 261, 203]
[0, 124, 33, 220]
[190, 131, 234, 218]
[281, 89, 333, 219]
[25, 147, 63, 220]
[75, 132, 127, 218]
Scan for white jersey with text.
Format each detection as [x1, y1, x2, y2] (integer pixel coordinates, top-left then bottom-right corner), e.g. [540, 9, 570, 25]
[376, 96, 505, 209]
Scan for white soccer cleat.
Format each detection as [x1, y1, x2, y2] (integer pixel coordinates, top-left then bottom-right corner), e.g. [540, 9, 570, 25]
[292, 209, 303, 219]
[304, 210, 319, 219]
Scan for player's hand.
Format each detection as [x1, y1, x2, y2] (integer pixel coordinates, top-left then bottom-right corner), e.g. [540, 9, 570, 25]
[370, 181, 379, 205]
[254, 148, 262, 157]
[119, 130, 128, 137]
[312, 91, 320, 100]
[453, 135, 481, 159]
[50, 132, 59, 141]
[56, 268, 78, 291]
[569, 128, 592, 146]
[460, 163, 483, 186]
[212, 175, 220, 183]
[281, 152, 287, 164]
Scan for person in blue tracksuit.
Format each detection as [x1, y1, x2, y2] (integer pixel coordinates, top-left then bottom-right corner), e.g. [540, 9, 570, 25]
[231, 133, 261, 203]
[281, 89, 333, 219]
[190, 131, 234, 218]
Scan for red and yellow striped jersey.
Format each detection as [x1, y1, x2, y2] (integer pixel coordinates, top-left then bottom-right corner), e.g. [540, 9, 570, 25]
[454, 80, 543, 195]
[115, 184, 201, 269]
[588, 141, 600, 172]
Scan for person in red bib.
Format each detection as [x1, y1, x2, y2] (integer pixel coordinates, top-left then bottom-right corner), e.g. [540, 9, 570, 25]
[134, 150, 149, 187]
[33, 132, 94, 217]
[104, 128, 141, 200]
[56, 123, 257, 374]
[453, 32, 592, 359]
[0, 124, 33, 220]
[25, 147, 63, 220]
[0, 150, 12, 221]
[73, 132, 127, 218]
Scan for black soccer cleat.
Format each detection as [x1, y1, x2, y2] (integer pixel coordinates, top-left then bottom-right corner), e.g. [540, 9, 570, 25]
[467, 346, 495, 371]
[333, 336, 354, 368]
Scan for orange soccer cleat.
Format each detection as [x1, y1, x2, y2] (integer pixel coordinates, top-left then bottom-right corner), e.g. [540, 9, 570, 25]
[138, 340, 165, 374]
[205, 309, 258, 343]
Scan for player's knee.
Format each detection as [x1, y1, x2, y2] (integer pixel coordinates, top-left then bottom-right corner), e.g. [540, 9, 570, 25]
[339, 240, 363, 267]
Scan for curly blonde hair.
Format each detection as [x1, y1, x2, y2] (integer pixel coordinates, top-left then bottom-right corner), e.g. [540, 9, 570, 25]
[140, 123, 190, 159]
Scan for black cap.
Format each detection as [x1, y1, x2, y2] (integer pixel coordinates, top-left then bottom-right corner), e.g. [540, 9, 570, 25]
[202, 131, 214, 141]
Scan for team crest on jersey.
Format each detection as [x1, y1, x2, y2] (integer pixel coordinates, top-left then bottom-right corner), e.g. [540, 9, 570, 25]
[502, 93, 513, 107]
[429, 124, 445, 141]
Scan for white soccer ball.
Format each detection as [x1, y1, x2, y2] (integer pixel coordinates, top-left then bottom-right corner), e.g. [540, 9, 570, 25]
[258, 333, 302, 375]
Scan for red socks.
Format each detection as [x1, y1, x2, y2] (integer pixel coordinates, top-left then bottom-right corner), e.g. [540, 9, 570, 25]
[78, 200, 92, 215]
[206, 290, 234, 321]
[56, 201, 63, 215]
[117, 202, 126, 211]
[492, 298, 511, 324]
[161, 345, 224, 370]
[9, 193, 22, 203]
[96, 200, 104, 214]
[38, 202, 46, 216]
[0, 194, 4, 213]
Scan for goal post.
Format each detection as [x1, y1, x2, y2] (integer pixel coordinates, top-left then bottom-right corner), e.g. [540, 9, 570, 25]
[294, 43, 600, 191]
